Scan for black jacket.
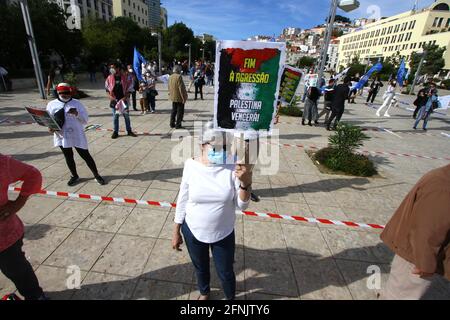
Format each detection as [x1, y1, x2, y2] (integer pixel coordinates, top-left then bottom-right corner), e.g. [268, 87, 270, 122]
[332, 83, 350, 111]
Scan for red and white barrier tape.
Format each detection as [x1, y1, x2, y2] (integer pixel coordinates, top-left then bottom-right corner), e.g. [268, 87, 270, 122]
[0, 119, 34, 125]
[8, 186, 385, 230]
[272, 141, 450, 161]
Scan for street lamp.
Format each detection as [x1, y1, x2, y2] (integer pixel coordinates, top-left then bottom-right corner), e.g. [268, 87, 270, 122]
[201, 39, 206, 62]
[185, 43, 192, 70]
[316, 0, 360, 88]
[151, 30, 162, 75]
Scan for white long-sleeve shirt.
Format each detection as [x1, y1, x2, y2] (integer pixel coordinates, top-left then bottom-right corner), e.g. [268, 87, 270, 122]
[46, 98, 89, 149]
[174, 158, 250, 243]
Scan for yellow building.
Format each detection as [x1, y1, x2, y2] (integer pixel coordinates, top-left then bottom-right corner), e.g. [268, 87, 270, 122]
[112, 0, 149, 28]
[338, 0, 450, 72]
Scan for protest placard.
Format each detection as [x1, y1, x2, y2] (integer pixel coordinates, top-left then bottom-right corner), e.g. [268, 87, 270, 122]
[303, 73, 318, 88]
[279, 65, 303, 106]
[214, 40, 285, 132]
[25, 106, 61, 131]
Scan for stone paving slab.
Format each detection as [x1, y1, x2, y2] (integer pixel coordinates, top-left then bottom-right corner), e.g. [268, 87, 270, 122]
[0, 79, 449, 299]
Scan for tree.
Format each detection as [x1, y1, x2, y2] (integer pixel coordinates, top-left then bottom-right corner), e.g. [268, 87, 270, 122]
[162, 22, 196, 63]
[334, 15, 351, 24]
[409, 44, 445, 80]
[347, 56, 365, 77]
[297, 56, 316, 68]
[0, 0, 82, 73]
[82, 17, 156, 64]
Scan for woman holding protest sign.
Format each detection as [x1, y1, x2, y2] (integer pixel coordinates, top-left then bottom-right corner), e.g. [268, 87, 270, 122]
[172, 122, 252, 300]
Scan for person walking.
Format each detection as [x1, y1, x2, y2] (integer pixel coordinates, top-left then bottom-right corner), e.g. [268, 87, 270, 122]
[143, 71, 157, 113]
[413, 85, 441, 131]
[302, 86, 321, 126]
[168, 65, 188, 129]
[105, 63, 137, 139]
[126, 64, 139, 111]
[187, 64, 196, 93]
[205, 64, 214, 87]
[194, 68, 205, 100]
[317, 78, 336, 124]
[0, 154, 47, 300]
[172, 122, 252, 300]
[379, 164, 450, 300]
[376, 80, 397, 117]
[412, 85, 430, 119]
[326, 76, 351, 131]
[366, 77, 383, 104]
[47, 83, 105, 186]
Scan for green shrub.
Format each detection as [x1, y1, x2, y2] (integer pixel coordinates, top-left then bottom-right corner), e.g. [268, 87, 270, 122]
[314, 147, 377, 177]
[328, 123, 369, 159]
[64, 72, 78, 87]
[313, 123, 377, 176]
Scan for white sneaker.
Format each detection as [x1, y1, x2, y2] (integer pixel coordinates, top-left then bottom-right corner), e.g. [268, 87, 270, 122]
[140, 112, 145, 115]
[384, 113, 390, 117]
[375, 112, 380, 117]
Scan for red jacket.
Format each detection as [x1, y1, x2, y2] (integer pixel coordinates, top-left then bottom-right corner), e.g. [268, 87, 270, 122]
[0, 154, 42, 252]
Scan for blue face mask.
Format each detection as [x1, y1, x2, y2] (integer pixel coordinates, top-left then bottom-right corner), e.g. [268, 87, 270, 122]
[207, 148, 227, 165]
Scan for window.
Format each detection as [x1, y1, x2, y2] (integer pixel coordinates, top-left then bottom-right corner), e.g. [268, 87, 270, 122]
[433, 17, 439, 27]
[392, 35, 397, 43]
[433, 40, 437, 45]
[399, 34, 404, 42]
[128, 0, 130, 6]
[371, 31, 375, 38]
[409, 20, 416, 29]
[381, 28, 386, 35]
[364, 41, 367, 47]
[373, 39, 378, 46]
[376, 29, 380, 36]
[124, 9, 126, 15]
[394, 24, 400, 33]
[418, 42, 422, 48]
[410, 43, 414, 49]
[138, 17, 140, 22]
[369, 40, 372, 46]
[388, 26, 393, 34]
[446, 18, 450, 28]
[385, 37, 390, 44]
[129, 12, 132, 17]
[437, 17, 444, 27]
[133, 3, 135, 9]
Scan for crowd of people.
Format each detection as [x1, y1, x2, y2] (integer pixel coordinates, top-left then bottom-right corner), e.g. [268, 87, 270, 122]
[299, 70, 442, 131]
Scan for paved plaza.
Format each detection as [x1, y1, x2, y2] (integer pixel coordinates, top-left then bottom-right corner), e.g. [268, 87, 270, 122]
[1, 77, 449, 300]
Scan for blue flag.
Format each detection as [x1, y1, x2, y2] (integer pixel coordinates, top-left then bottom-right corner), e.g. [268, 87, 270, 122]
[397, 59, 407, 87]
[352, 62, 383, 90]
[133, 47, 147, 82]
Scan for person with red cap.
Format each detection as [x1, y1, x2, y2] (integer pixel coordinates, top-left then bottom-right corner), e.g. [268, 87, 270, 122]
[46, 83, 105, 186]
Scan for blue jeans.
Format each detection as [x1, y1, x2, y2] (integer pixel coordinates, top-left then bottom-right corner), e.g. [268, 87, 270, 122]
[413, 106, 430, 129]
[111, 102, 132, 133]
[181, 222, 236, 300]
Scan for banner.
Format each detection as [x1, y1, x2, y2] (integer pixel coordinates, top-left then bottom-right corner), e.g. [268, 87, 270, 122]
[25, 106, 61, 131]
[303, 73, 318, 88]
[279, 65, 303, 106]
[214, 40, 286, 132]
[397, 59, 407, 87]
[156, 74, 169, 84]
[437, 95, 450, 110]
[133, 47, 148, 82]
[352, 62, 383, 90]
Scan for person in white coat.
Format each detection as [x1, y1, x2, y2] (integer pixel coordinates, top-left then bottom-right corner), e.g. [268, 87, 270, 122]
[46, 83, 105, 186]
[376, 80, 397, 117]
[172, 122, 252, 300]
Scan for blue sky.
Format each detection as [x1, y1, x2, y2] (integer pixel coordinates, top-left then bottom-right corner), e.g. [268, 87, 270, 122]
[163, 0, 436, 39]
